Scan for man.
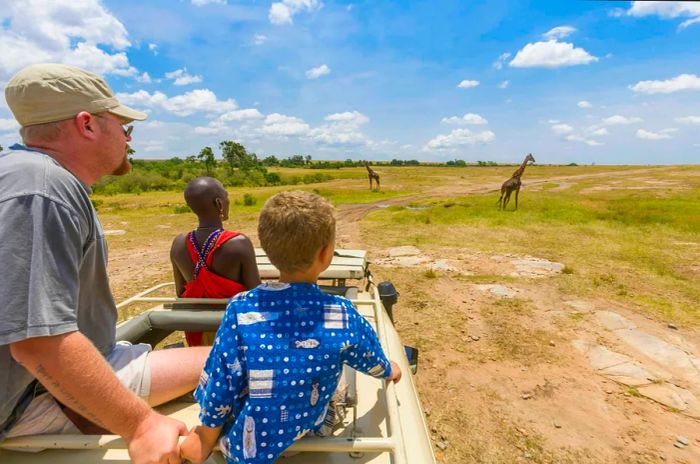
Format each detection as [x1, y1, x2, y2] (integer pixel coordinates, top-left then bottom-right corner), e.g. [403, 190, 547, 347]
[0, 63, 209, 464]
[170, 176, 261, 346]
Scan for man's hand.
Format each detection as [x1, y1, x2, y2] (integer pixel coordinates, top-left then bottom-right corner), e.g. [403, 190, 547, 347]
[181, 426, 214, 464]
[127, 411, 187, 464]
[387, 360, 402, 383]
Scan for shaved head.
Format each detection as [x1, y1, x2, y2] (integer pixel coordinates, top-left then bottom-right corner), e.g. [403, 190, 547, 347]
[184, 176, 229, 219]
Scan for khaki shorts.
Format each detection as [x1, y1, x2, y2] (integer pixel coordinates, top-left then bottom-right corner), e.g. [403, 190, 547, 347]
[6, 341, 152, 439]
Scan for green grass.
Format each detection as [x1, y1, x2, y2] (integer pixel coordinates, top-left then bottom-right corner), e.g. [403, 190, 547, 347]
[363, 167, 700, 324]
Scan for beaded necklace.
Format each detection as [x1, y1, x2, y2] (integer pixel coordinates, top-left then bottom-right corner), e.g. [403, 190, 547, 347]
[188, 228, 223, 278]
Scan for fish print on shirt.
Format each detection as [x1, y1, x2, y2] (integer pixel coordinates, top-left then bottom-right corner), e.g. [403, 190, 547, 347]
[294, 338, 320, 349]
[237, 311, 280, 326]
[243, 415, 256, 459]
[310, 379, 320, 406]
[261, 282, 290, 291]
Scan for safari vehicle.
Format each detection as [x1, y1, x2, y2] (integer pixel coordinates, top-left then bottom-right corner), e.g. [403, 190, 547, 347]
[0, 249, 436, 464]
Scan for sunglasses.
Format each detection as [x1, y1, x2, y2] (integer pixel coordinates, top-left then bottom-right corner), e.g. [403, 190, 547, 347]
[93, 113, 133, 138]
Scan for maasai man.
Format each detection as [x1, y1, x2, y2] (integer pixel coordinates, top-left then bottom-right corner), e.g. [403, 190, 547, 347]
[170, 177, 260, 346]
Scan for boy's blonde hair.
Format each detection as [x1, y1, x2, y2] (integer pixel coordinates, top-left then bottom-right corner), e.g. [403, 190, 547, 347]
[258, 190, 335, 273]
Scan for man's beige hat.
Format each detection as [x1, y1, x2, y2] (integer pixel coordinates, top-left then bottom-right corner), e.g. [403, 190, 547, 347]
[4, 63, 147, 127]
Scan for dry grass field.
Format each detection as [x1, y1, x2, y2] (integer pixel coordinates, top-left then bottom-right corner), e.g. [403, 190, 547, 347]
[99, 164, 699, 463]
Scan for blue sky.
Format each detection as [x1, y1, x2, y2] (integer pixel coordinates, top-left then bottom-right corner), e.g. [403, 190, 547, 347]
[1, 0, 699, 164]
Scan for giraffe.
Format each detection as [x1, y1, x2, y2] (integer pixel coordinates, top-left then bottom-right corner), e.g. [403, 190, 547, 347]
[497, 153, 536, 210]
[365, 162, 380, 190]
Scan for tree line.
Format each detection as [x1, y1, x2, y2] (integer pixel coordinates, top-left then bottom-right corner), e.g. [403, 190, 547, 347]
[93, 141, 343, 195]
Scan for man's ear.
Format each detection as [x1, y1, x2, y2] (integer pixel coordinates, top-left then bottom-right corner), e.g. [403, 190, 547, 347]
[214, 197, 223, 213]
[74, 112, 100, 140]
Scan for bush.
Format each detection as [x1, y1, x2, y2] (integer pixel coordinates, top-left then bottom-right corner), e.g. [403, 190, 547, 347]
[264, 172, 282, 185]
[91, 158, 334, 195]
[243, 193, 256, 206]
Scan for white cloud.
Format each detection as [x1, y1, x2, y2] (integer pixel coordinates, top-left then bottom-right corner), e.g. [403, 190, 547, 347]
[602, 115, 643, 125]
[310, 127, 367, 146]
[219, 109, 264, 122]
[193, 123, 227, 135]
[542, 25, 576, 40]
[425, 128, 495, 150]
[63, 42, 136, 77]
[630, 74, 700, 94]
[551, 123, 574, 135]
[565, 134, 603, 146]
[308, 111, 370, 146]
[306, 64, 330, 79]
[269, 0, 322, 25]
[675, 116, 700, 124]
[499, 80, 509, 89]
[262, 113, 310, 136]
[324, 111, 369, 126]
[148, 43, 158, 55]
[509, 40, 598, 68]
[457, 79, 479, 89]
[627, 1, 700, 30]
[442, 113, 488, 125]
[116, 89, 237, 116]
[0, 118, 19, 131]
[578, 100, 592, 108]
[192, 0, 226, 5]
[254, 33, 267, 45]
[493, 52, 511, 70]
[165, 68, 203, 86]
[550, 122, 605, 145]
[136, 72, 151, 83]
[0, 0, 134, 79]
[193, 109, 264, 134]
[636, 129, 672, 140]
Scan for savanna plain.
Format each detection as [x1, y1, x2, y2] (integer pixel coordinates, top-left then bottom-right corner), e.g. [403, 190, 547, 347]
[100, 164, 699, 464]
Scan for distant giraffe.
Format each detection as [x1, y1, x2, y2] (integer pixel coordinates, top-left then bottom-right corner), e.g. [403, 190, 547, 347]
[365, 162, 380, 190]
[497, 153, 536, 210]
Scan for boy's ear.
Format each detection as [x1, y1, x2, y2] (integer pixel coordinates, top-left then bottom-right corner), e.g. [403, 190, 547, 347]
[318, 243, 334, 263]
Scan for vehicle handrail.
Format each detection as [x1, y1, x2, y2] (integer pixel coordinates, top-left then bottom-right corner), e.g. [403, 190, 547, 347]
[0, 434, 397, 453]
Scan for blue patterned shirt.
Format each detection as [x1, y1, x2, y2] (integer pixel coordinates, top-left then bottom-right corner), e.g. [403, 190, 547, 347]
[194, 282, 392, 463]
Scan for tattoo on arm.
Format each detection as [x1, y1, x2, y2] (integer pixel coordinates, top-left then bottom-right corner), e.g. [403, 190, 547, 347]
[34, 363, 102, 425]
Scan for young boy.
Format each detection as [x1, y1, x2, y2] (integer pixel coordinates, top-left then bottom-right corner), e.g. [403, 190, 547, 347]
[181, 190, 401, 463]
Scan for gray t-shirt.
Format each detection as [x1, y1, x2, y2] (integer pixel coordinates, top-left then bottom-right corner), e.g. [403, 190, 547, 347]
[0, 145, 117, 425]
